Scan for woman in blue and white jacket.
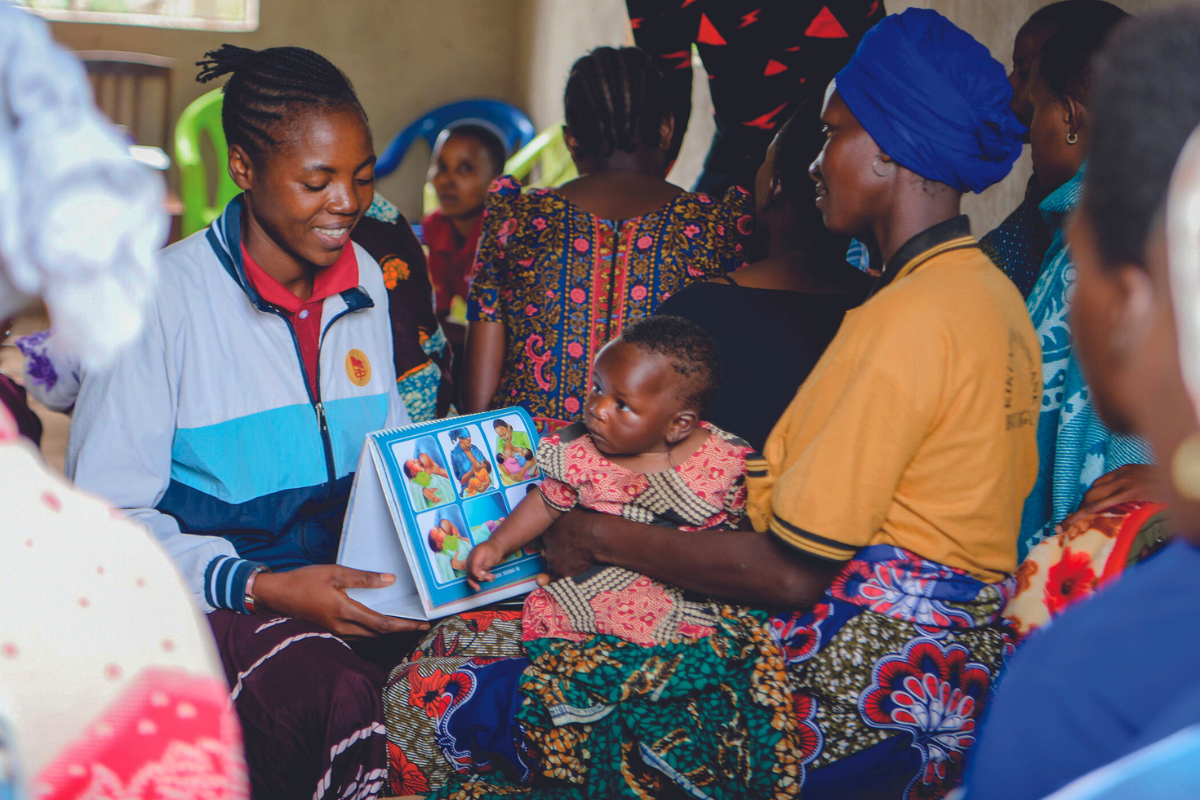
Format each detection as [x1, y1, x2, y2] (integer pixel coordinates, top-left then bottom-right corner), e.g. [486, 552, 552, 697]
[67, 45, 425, 800]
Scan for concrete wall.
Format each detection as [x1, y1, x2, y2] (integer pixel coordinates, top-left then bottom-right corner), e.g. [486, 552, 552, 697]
[42, 0, 1185, 227]
[45, 0, 526, 215]
[512, 0, 1171, 233]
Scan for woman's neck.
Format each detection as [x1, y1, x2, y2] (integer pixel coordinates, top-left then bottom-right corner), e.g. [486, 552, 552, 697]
[731, 213, 870, 293]
[555, 168, 682, 221]
[871, 191, 963, 268]
[242, 205, 317, 301]
[575, 145, 668, 177]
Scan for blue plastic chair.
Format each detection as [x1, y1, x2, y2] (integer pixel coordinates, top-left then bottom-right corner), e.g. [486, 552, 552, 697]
[375, 99, 535, 180]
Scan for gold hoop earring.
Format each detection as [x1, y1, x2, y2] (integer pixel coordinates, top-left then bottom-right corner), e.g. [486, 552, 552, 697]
[1172, 431, 1200, 501]
[873, 153, 895, 178]
[1066, 132, 1079, 145]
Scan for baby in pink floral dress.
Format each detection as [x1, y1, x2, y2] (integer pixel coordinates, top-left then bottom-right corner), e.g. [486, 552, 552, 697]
[465, 316, 752, 646]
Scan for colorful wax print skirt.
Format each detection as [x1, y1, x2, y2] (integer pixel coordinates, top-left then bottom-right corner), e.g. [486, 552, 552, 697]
[382, 545, 1013, 800]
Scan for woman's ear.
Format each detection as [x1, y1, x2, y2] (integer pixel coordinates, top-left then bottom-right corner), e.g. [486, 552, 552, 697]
[1065, 97, 1089, 140]
[228, 143, 254, 192]
[562, 126, 582, 161]
[659, 112, 675, 153]
[764, 171, 786, 211]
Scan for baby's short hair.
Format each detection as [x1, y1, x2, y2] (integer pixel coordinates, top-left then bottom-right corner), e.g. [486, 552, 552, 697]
[619, 315, 720, 415]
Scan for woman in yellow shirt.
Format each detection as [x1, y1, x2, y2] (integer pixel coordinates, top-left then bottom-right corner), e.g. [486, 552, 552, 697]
[384, 11, 1038, 799]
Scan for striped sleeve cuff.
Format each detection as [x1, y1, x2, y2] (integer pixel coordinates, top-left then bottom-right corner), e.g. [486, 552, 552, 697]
[767, 515, 859, 563]
[204, 555, 266, 613]
[745, 451, 768, 479]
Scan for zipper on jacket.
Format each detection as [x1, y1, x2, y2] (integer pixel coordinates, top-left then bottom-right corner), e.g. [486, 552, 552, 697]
[262, 306, 341, 497]
[309, 304, 368, 497]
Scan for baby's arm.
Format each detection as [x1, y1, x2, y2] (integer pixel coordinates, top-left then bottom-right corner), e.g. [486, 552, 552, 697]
[465, 491, 560, 591]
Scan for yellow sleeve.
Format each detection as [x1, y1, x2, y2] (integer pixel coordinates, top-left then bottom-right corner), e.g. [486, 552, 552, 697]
[751, 337, 941, 562]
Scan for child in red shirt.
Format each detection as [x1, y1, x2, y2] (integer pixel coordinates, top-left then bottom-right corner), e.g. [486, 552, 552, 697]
[422, 124, 506, 319]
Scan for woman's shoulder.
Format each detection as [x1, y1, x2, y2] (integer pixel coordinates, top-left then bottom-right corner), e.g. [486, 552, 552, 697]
[670, 184, 752, 217]
[481, 176, 565, 233]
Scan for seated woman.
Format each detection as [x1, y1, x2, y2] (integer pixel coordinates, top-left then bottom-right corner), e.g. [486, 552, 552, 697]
[1013, 8, 1159, 562]
[980, 0, 1128, 299]
[461, 46, 752, 432]
[657, 103, 871, 452]
[383, 10, 1033, 799]
[424, 124, 506, 393]
[965, 11, 1200, 798]
[65, 45, 427, 799]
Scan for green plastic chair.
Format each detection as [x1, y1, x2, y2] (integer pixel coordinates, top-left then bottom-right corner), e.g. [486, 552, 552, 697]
[506, 123, 577, 188]
[175, 88, 240, 237]
[422, 122, 578, 216]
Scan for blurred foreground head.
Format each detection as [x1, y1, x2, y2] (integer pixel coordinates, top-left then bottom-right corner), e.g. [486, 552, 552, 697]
[0, 5, 165, 368]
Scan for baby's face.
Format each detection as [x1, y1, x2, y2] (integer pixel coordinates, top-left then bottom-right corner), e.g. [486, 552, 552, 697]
[429, 133, 494, 220]
[584, 341, 686, 456]
[405, 458, 423, 476]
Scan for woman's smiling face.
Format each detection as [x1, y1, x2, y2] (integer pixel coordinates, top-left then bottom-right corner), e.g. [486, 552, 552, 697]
[238, 103, 376, 272]
[810, 85, 886, 239]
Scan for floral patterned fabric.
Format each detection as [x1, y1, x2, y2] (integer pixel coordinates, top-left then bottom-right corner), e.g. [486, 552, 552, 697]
[382, 546, 1011, 799]
[467, 176, 752, 431]
[1004, 501, 1170, 641]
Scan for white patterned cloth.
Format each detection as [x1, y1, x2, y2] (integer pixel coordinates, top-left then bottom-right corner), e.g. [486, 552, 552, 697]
[0, 1, 164, 368]
[1019, 162, 1153, 559]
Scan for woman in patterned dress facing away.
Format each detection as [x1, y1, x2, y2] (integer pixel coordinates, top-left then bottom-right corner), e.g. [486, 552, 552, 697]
[461, 46, 752, 432]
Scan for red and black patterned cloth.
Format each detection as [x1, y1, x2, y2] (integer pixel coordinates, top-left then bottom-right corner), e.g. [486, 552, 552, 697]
[627, 0, 886, 193]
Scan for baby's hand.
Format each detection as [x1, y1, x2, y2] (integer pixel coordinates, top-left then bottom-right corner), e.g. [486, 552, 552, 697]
[465, 540, 506, 591]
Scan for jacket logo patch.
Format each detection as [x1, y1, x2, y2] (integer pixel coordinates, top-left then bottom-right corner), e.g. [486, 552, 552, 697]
[345, 349, 371, 387]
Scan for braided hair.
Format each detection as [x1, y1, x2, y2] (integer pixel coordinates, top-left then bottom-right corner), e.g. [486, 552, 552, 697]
[196, 44, 366, 158]
[563, 46, 667, 160]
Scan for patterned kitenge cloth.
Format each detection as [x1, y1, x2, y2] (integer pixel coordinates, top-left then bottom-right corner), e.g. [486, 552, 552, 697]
[1019, 164, 1154, 559]
[383, 545, 1013, 799]
[358, 192, 452, 422]
[467, 176, 752, 432]
[525, 420, 752, 645]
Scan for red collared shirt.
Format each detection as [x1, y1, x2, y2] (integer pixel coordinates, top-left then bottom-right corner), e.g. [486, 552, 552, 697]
[422, 210, 483, 317]
[241, 243, 359, 399]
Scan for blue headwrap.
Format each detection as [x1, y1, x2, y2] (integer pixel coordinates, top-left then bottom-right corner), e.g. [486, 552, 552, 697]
[834, 8, 1025, 194]
[449, 427, 472, 441]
